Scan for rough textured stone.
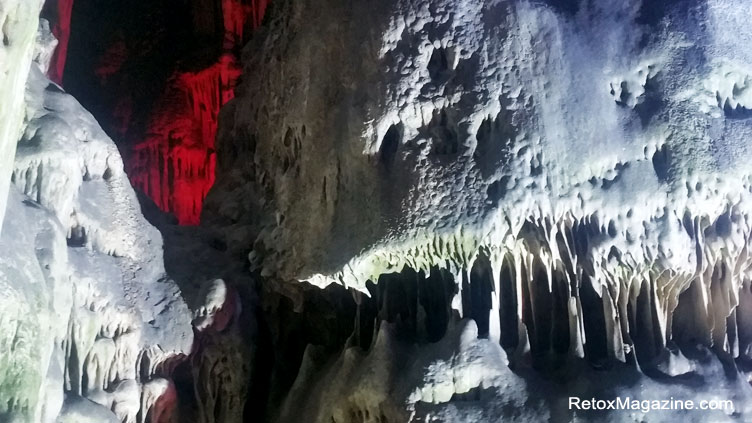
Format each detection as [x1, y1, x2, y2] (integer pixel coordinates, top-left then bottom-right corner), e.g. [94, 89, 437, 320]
[5, 0, 752, 421]
[212, 0, 752, 290]
[0, 0, 44, 232]
[207, 0, 752, 420]
[0, 26, 193, 422]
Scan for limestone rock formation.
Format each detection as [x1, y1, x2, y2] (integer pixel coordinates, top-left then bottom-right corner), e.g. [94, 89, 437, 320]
[212, 0, 752, 291]
[4, 0, 752, 422]
[206, 0, 752, 420]
[0, 0, 45, 231]
[0, 20, 193, 422]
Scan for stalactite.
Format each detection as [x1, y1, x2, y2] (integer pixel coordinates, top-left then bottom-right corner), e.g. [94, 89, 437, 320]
[498, 256, 519, 351]
[181, 54, 241, 148]
[468, 256, 493, 339]
[44, 0, 74, 84]
[58, 293, 185, 423]
[128, 2, 268, 225]
[250, 0, 270, 30]
[340, 206, 752, 378]
[222, 0, 269, 49]
[129, 56, 237, 225]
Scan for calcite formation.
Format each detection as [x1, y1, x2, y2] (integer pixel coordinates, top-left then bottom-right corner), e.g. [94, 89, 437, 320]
[109, 0, 269, 225]
[0, 0, 45, 232]
[0, 20, 195, 422]
[206, 0, 752, 420]
[4, 0, 752, 422]
[129, 54, 241, 225]
[38, 0, 272, 226]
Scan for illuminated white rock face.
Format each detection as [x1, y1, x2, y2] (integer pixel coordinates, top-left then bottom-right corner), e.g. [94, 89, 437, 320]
[208, 0, 752, 421]
[0, 25, 193, 422]
[0, 0, 44, 231]
[213, 0, 752, 291]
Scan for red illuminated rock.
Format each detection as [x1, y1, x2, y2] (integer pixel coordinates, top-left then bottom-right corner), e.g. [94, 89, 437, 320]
[128, 0, 268, 225]
[129, 54, 240, 225]
[46, 0, 74, 85]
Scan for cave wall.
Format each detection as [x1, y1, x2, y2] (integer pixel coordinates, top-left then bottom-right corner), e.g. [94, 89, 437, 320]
[0, 21, 199, 422]
[206, 0, 752, 420]
[210, 0, 752, 292]
[0, 0, 44, 232]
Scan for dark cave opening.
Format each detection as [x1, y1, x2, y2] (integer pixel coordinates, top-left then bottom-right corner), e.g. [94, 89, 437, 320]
[469, 255, 494, 338]
[580, 273, 610, 367]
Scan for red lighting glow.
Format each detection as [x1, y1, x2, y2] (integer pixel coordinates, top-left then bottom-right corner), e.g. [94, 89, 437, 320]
[48, 0, 269, 225]
[47, 0, 75, 84]
[129, 55, 241, 225]
[126, 0, 269, 224]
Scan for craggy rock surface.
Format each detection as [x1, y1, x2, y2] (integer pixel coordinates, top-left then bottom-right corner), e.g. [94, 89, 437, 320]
[4, 0, 752, 422]
[212, 0, 752, 289]
[0, 0, 45, 229]
[207, 0, 752, 421]
[0, 29, 193, 422]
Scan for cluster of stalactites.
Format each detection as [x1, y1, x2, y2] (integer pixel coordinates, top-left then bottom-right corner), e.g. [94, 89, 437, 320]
[350, 209, 752, 374]
[128, 56, 239, 224]
[57, 288, 182, 423]
[181, 55, 241, 148]
[129, 135, 217, 225]
[222, 0, 270, 49]
[130, 0, 265, 224]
